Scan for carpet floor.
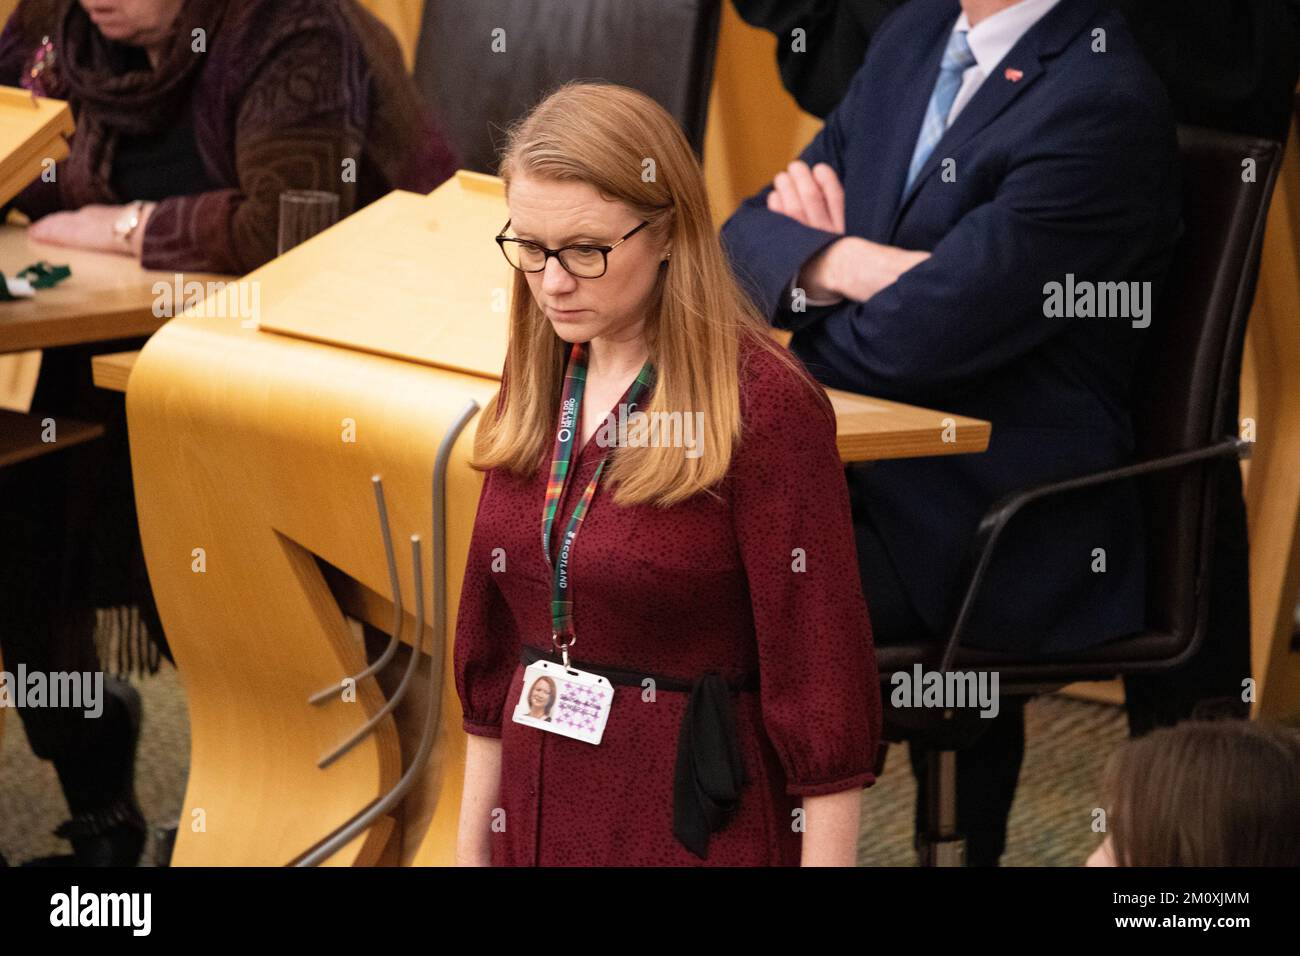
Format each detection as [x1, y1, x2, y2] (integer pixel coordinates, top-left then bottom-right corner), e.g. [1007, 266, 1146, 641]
[1, 665, 1125, 866]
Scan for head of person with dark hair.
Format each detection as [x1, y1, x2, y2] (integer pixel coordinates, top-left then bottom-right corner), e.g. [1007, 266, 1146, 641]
[1089, 720, 1300, 867]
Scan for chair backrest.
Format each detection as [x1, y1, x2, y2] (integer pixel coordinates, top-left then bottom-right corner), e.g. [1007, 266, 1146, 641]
[412, 0, 722, 174]
[1133, 127, 1281, 643]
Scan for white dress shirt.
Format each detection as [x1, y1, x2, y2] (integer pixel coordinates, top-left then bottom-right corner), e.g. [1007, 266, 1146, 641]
[947, 0, 1061, 126]
[791, 0, 1062, 308]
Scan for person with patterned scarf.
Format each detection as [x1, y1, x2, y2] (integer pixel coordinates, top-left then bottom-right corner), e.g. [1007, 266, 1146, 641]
[0, 0, 457, 867]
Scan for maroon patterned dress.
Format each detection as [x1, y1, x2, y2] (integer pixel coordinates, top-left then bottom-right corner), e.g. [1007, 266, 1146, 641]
[454, 342, 882, 866]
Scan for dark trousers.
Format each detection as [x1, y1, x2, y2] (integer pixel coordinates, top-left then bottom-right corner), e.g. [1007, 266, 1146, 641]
[0, 339, 164, 817]
[854, 508, 1025, 866]
[0, 422, 127, 815]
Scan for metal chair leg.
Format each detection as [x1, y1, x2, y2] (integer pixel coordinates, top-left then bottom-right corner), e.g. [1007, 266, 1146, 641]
[316, 533, 426, 769]
[307, 476, 405, 706]
[920, 748, 965, 866]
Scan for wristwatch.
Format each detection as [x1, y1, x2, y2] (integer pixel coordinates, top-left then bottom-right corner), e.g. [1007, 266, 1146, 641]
[113, 200, 145, 248]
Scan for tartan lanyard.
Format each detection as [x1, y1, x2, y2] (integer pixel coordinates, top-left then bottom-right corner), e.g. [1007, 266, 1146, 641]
[542, 341, 655, 663]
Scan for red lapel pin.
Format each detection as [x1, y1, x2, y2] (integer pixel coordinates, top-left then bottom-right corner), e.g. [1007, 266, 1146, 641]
[1004, 67, 1024, 82]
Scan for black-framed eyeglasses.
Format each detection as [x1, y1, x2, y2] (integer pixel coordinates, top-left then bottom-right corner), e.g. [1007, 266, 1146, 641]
[495, 219, 649, 279]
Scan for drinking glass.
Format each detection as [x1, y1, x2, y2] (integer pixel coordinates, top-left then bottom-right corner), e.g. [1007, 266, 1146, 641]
[277, 190, 340, 255]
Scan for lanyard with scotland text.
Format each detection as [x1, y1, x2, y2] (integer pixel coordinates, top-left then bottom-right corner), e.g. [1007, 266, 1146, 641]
[541, 340, 655, 665]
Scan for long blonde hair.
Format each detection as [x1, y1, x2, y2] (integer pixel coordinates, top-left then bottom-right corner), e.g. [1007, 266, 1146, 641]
[473, 82, 811, 507]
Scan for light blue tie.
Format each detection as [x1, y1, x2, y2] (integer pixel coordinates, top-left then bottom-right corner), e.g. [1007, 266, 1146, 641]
[903, 29, 975, 196]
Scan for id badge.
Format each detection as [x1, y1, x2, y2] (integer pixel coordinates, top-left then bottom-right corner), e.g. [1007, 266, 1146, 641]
[512, 660, 614, 745]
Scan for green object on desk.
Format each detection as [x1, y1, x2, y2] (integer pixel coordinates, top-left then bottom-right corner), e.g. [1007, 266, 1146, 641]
[17, 260, 71, 288]
[0, 260, 71, 301]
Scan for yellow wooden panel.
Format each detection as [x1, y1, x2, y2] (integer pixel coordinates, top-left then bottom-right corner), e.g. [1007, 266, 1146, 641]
[1241, 104, 1300, 720]
[0, 86, 74, 208]
[0, 349, 38, 411]
[255, 172, 511, 380]
[130, 283, 503, 864]
[90, 349, 135, 394]
[702, 4, 824, 227]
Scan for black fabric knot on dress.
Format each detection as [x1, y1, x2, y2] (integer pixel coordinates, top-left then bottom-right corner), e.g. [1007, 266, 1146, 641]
[672, 671, 748, 860]
[518, 645, 755, 860]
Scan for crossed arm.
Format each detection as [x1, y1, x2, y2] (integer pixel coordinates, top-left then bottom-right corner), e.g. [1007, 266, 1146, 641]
[725, 79, 1175, 399]
[768, 158, 930, 304]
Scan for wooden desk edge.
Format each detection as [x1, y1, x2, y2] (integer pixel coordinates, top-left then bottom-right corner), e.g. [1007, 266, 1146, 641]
[837, 422, 991, 463]
[95, 351, 993, 465]
[91, 350, 138, 393]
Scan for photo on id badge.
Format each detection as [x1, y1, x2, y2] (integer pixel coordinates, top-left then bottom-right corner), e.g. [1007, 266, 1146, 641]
[512, 660, 614, 745]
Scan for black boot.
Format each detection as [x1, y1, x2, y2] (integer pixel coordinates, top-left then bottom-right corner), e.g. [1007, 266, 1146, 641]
[23, 676, 147, 867]
[42, 797, 148, 867]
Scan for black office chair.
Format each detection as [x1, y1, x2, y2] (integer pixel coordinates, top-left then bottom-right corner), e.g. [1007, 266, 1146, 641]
[875, 126, 1284, 865]
[411, 0, 723, 174]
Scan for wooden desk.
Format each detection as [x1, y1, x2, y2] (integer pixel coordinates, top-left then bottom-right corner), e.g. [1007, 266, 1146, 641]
[0, 225, 227, 355]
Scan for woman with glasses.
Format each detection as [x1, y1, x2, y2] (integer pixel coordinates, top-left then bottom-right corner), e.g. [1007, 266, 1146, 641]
[454, 82, 881, 867]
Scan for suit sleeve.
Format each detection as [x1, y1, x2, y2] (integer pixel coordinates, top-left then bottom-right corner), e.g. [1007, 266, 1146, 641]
[788, 88, 1178, 399]
[730, 350, 882, 796]
[453, 469, 521, 738]
[720, 54, 881, 326]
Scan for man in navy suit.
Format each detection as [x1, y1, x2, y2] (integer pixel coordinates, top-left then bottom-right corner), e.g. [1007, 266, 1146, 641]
[722, 0, 1180, 863]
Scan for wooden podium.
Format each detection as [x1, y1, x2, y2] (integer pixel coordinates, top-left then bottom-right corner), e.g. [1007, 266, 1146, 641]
[126, 171, 988, 866]
[128, 176, 509, 866]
